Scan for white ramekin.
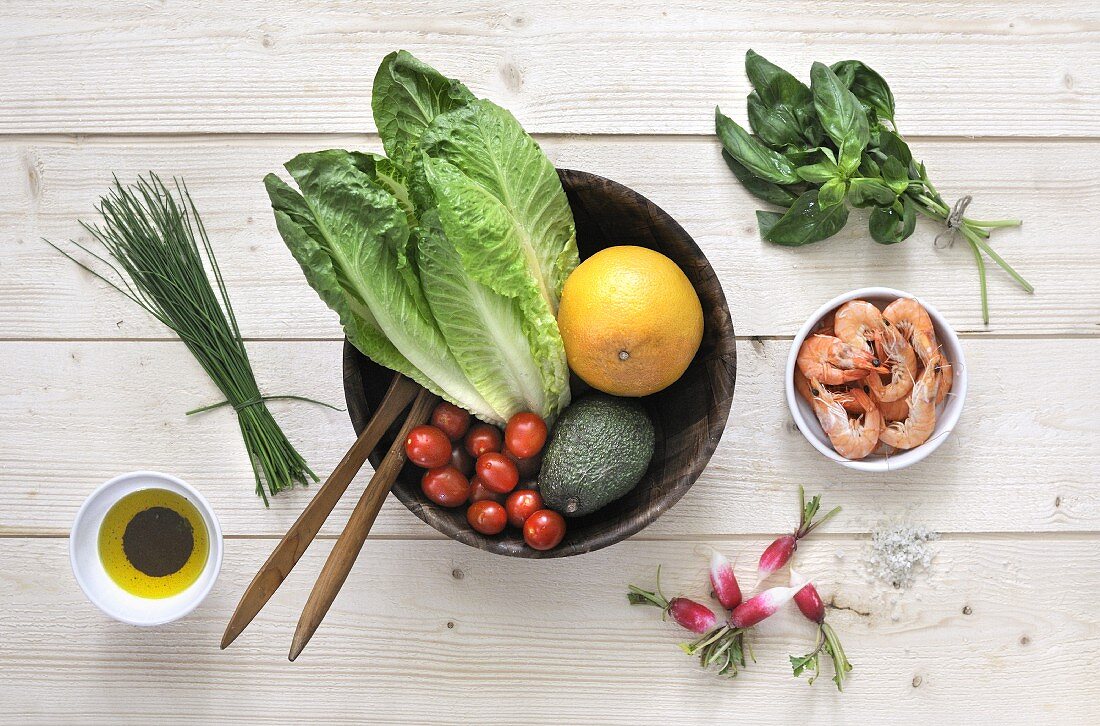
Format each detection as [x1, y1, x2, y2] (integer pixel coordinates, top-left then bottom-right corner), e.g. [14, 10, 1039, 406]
[785, 287, 967, 472]
[70, 471, 223, 626]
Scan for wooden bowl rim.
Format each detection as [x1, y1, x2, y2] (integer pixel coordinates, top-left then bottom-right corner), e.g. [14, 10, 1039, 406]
[342, 168, 736, 558]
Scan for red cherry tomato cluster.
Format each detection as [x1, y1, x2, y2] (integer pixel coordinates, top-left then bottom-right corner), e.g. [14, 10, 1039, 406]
[404, 405, 565, 551]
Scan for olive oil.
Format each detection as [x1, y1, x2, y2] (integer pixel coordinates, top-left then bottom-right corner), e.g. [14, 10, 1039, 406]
[98, 488, 209, 598]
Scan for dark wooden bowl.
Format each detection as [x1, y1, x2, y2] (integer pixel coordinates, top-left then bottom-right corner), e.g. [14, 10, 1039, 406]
[343, 169, 736, 558]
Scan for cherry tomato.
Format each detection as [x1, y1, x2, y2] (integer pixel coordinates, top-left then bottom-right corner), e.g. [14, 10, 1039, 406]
[464, 423, 502, 458]
[450, 444, 475, 477]
[523, 509, 566, 551]
[505, 489, 544, 529]
[468, 477, 504, 504]
[431, 401, 471, 441]
[405, 425, 452, 468]
[466, 500, 507, 535]
[475, 452, 519, 494]
[505, 412, 548, 459]
[506, 450, 542, 481]
[420, 466, 470, 508]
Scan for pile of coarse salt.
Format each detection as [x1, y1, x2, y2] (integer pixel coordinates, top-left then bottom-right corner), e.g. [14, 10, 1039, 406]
[865, 523, 940, 589]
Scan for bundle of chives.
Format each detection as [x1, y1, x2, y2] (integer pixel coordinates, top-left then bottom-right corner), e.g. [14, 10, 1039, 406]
[48, 173, 321, 504]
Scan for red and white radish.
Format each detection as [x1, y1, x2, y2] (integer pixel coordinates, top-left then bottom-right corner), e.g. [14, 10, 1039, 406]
[709, 550, 742, 610]
[668, 598, 719, 634]
[758, 486, 840, 578]
[729, 581, 811, 629]
[627, 569, 719, 634]
[791, 570, 825, 624]
[788, 569, 853, 691]
[757, 535, 797, 579]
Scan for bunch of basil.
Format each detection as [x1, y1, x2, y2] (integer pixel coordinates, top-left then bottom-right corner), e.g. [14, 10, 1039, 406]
[265, 52, 578, 425]
[717, 50, 1032, 323]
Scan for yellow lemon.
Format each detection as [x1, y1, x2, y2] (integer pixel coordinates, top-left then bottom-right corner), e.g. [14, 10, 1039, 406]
[557, 245, 703, 397]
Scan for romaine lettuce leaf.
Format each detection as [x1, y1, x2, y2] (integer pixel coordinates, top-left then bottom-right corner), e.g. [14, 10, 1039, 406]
[265, 172, 428, 393]
[420, 100, 577, 418]
[420, 100, 579, 315]
[372, 50, 476, 209]
[265, 149, 501, 423]
[357, 152, 416, 226]
[353, 152, 426, 318]
[417, 210, 561, 421]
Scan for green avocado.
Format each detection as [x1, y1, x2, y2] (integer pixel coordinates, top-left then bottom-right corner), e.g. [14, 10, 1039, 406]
[538, 393, 656, 517]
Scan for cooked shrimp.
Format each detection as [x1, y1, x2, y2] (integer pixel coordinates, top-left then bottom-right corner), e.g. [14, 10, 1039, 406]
[934, 354, 954, 406]
[797, 334, 887, 386]
[852, 380, 910, 422]
[815, 311, 836, 336]
[873, 389, 910, 422]
[880, 354, 941, 450]
[833, 300, 915, 401]
[796, 368, 859, 412]
[793, 367, 813, 405]
[867, 325, 917, 402]
[834, 300, 884, 355]
[883, 297, 937, 365]
[822, 384, 861, 414]
[809, 378, 883, 460]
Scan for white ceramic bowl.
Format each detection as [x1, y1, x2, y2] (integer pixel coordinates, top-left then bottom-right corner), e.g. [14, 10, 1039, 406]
[70, 471, 223, 626]
[785, 287, 967, 472]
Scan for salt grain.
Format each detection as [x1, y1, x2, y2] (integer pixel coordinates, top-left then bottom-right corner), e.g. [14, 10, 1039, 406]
[865, 523, 940, 589]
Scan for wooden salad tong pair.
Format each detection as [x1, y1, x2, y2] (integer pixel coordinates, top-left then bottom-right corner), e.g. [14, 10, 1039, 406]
[221, 373, 437, 660]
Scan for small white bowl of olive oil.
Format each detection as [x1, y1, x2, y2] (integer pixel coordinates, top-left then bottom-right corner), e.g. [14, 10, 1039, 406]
[70, 471, 223, 626]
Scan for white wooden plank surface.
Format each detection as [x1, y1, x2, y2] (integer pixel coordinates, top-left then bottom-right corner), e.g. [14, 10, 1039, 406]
[3, 338, 1096, 537]
[4, 2, 1100, 722]
[2, 536, 1098, 724]
[2, 2, 1099, 136]
[5, 135, 1098, 339]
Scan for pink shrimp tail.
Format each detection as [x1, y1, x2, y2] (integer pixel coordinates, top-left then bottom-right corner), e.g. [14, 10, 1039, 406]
[709, 551, 743, 610]
[668, 598, 719, 634]
[758, 534, 797, 578]
[729, 581, 812, 629]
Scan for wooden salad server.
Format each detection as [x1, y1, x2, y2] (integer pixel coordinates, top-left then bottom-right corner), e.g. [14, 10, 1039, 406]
[289, 387, 439, 661]
[220, 373, 421, 650]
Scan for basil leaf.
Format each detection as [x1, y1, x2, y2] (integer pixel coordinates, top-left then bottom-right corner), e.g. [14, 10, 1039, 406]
[756, 210, 784, 238]
[784, 147, 823, 166]
[745, 50, 824, 146]
[848, 177, 897, 207]
[819, 177, 847, 208]
[715, 107, 801, 184]
[869, 196, 917, 244]
[796, 160, 841, 184]
[811, 62, 870, 162]
[900, 196, 918, 239]
[795, 108, 825, 147]
[745, 49, 812, 109]
[830, 60, 895, 122]
[747, 92, 805, 148]
[859, 155, 881, 179]
[762, 190, 849, 246]
[875, 129, 913, 166]
[882, 157, 909, 194]
[722, 150, 799, 207]
[830, 61, 857, 87]
[839, 139, 864, 176]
